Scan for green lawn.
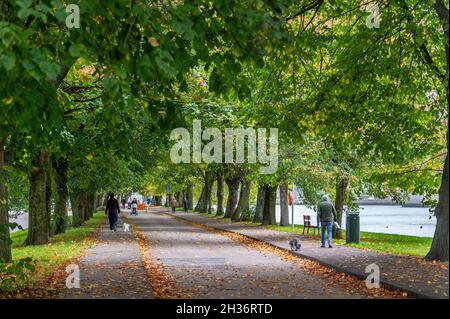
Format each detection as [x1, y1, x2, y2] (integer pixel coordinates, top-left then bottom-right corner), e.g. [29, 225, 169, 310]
[6, 211, 105, 289]
[177, 208, 432, 258]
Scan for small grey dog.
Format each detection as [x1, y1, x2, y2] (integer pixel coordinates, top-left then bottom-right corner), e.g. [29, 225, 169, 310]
[289, 238, 301, 251]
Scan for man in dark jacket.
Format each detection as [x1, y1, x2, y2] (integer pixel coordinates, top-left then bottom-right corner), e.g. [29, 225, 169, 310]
[105, 193, 121, 232]
[318, 195, 337, 248]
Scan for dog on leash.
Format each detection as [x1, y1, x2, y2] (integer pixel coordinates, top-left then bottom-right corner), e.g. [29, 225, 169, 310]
[289, 237, 301, 251]
[123, 222, 130, 232]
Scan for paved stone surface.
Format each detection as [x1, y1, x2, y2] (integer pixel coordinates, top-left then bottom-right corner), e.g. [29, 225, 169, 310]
[131, 210, 364, 299]
[161, 209, 449, 299]
[59, 217, 154, 299]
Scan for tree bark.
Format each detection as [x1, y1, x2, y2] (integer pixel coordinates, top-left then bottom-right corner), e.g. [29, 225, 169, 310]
[176, 191, 183, 208]
[216, 172, 225, 216]
[333, 177, 348, 239]
[102, 193, 109, 206]
[279, 182, 289, 226]
[187, 183, 194, 210]
[26, 151, 50, 245]
[207, 181, 213, 214]
[253, 184, 265, 223]
[424, 0, 449, 261]
[426, 151, 449, 261]
[77, 191, 87, 223]
[224, 177, 240, 218]
[0, 138, 12, 261]
[262, 184, 276, 225]
[70, 192, 82, 227]
[195, 170, 214, 213]
[232, 180, 251, 221]
[45, 162, 52, 236]
[53, 157, 68, 235]
[195, 186, 205, 212]
[86, 191, 96, 220]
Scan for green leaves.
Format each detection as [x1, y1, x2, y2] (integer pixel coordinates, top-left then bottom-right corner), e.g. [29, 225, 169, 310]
[16, 0, 33, 20]
[37, 61, 60, 80]
[0, 52, 16, 71]
[155, 49, 177, 79]
[69, 44, 88, 59]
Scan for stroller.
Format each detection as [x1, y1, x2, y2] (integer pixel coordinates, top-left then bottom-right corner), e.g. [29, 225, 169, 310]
[130, 202, 138, 216]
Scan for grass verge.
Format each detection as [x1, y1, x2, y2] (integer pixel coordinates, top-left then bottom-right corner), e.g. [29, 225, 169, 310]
[2, 211, 104, 295]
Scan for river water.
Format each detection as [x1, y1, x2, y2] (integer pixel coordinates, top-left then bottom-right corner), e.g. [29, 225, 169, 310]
[275, 205, 436, 238]
[10, 205, 437, 237]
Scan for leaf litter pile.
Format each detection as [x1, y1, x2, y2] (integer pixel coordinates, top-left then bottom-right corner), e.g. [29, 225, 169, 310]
[132, 224, 186, 299]
[161, 213, 408, 299]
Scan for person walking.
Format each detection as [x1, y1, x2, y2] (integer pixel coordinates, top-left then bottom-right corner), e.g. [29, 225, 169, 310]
[170, 197, 177, 212]
[105, 193, 121, 232]
[183, 197, 189, 212]
[318, 195, 337, 248]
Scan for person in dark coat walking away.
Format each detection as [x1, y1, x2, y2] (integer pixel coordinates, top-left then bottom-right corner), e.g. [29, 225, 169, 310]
[105, 193, 121, 232]
[318, 195, 337, 248]
[183, 197, 189, 212]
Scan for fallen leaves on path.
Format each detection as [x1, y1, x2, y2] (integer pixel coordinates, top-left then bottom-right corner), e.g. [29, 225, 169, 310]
[132, 224, 186, 299]
[167, 214, 408, 300]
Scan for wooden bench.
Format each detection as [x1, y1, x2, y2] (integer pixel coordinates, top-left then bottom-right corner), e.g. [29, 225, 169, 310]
[303, 215, 320, 235]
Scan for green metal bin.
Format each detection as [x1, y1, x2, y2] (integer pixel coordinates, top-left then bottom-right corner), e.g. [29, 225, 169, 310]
[346, 212, 360, 244]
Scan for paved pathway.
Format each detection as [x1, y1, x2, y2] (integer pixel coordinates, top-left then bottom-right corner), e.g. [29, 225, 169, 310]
[159, 208, 448, 299]
[59, 218, 154, 299]
[130, 210, 365, 299]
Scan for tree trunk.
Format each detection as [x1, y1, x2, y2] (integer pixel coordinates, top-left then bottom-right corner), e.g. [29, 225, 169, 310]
[86, 191, 96, 220]
[224, 178, 240, 218]
[426, 151, 449, 261]
[176, 191, 183, 208]
[425, 0, 450, 261]
[195, 170, 214, 213]
[166, 193, 171, 207]
[0, 138, 12, 262]
[78, 191, 87, 223]
[262, 184, 276, 225]
[45, 164, 52, 236]
[26, 151, 50, 245]
[70, 192, 82, 227]
[187, 183, 194, 210]
[232, 180, 251, 221]
[253, 184, 265, 223]
[96, 193, 103, 208]
[216, 172, 225, 216]
[207, 181, 213, 214]
[425, 0, 449, 261]
[102, 193, 109, 206]
[333, 177, 348, 239]
[279, 182, 289, 226]
[53, 157, 68, 235]
[195, 184, 205, 212]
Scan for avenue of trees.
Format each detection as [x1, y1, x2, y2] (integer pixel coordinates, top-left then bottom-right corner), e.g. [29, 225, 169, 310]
[0, 0, 448, 265]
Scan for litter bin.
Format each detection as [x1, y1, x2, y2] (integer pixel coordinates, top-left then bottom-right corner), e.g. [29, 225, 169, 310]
[346, 212, 360, 244]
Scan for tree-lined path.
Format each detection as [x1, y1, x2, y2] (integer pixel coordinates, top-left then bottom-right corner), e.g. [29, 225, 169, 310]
[57, 208, 448, 299]
[0, 0, 448, 300]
